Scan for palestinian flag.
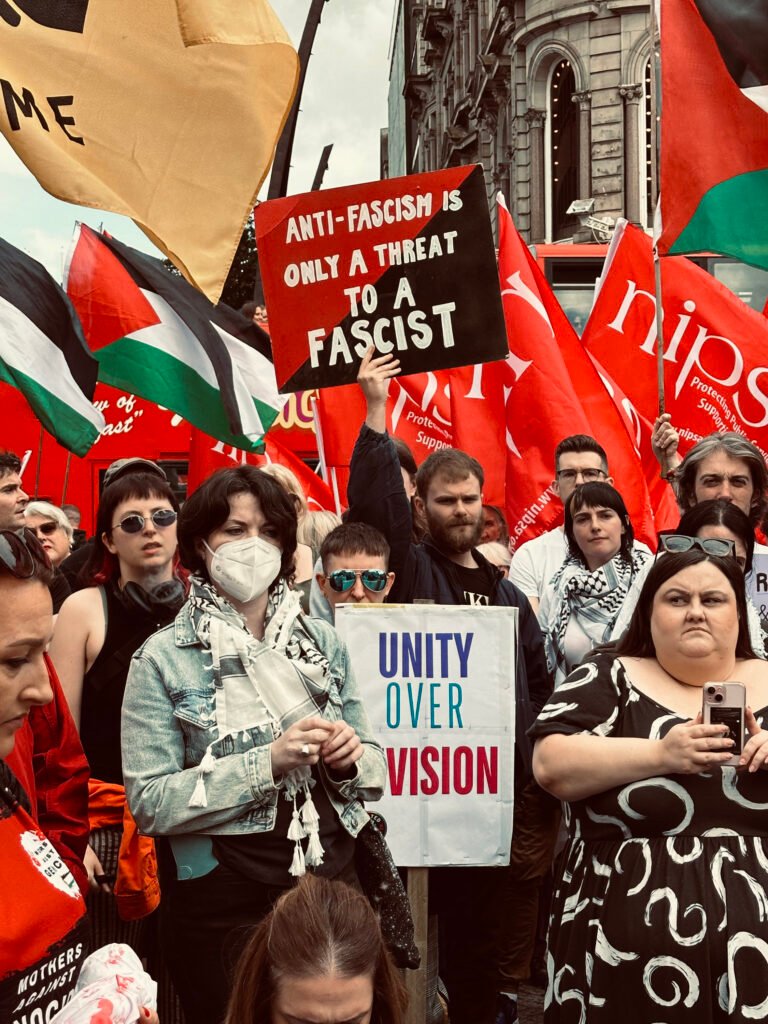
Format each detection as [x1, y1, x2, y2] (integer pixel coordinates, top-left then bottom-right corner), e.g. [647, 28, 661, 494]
[64, 225, 284, 450]
[657, 0, 768, 269]
[0, 238, 104, 457]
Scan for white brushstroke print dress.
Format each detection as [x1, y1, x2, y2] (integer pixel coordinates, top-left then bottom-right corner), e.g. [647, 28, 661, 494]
[529, 653, 768, 1022]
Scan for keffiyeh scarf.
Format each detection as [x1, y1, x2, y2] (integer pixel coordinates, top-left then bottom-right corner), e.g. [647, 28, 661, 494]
[544, 552, 646, 686]
[185, 575, 331, 876]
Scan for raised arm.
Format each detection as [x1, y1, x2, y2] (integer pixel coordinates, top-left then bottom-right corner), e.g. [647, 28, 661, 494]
[651, 413, 682, 481]
[347, 348, 414, 587]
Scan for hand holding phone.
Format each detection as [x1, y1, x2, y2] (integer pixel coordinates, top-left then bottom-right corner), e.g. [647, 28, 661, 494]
[702, 683, 746, 767]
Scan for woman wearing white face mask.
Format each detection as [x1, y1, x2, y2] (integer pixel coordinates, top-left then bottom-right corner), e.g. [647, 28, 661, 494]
[121, 467, 385, 1024]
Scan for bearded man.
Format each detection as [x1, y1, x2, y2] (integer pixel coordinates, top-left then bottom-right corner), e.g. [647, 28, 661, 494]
[346, 347, 553, 1024]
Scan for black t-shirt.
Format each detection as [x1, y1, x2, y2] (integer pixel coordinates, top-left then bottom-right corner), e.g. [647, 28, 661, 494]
[451, 562, 497, 606]
[213, 770, 354, 885]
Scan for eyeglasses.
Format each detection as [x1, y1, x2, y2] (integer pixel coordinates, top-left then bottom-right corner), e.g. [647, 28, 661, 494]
[658, 534, 736, 558]
[0, 529, 51, 579]
[326, 569, 389, 593]
[556, 468, 606, 483]
[28, 521, 61, 537]
[112, 509, 178, 534]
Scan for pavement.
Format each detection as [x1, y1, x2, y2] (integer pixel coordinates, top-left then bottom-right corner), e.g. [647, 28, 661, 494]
[518, 983, 545, 1023]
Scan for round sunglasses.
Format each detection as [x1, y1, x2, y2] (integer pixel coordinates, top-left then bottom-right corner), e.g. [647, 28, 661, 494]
[112, 509, 178, 534]
[326, 568, 389, 593]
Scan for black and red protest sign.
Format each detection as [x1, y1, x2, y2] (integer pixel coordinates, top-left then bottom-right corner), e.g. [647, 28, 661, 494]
[255, 165, 507, 392]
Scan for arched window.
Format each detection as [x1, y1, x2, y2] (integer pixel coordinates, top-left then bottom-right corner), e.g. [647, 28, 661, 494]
[644, 57, 656, 226]
[549, 59, 578, 239]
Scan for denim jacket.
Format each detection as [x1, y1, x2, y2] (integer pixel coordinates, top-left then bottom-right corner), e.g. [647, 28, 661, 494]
[121, 606, 385, 839]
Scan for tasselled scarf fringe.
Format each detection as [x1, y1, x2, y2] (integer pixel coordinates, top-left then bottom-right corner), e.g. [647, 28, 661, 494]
[185, 576, 330, 875]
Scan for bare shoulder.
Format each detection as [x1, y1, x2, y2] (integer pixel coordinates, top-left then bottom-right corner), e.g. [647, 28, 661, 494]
[55, 586, 106, 637]
[58, 586, 103, 616]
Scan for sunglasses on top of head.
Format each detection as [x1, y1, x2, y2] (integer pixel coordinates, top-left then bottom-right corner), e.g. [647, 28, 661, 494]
[0, 529, 51, 579]
[326, 568, 389, 593]
[112, 509, 178, 534]
[657, 534, 736, 559]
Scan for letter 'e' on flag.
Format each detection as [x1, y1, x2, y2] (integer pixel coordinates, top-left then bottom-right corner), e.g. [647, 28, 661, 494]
[657, 0, 768, 269]
[0, 1, 298, 301]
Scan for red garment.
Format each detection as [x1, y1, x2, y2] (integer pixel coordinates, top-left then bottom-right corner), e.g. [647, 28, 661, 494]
[6, 654, 90, 896]
[88, 778, 160, 921]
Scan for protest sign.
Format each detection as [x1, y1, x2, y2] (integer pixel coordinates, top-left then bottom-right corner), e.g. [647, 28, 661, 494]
[747, 553, 768, 624]
[336, 604, 517, 867]
[255, 166, 507, 392]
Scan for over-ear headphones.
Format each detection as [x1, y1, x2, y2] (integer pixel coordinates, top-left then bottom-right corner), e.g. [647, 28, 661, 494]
[120, 578, 186, 618]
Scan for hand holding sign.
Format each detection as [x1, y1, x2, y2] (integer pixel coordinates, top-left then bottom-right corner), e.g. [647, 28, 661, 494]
[358, 346, 401, 432]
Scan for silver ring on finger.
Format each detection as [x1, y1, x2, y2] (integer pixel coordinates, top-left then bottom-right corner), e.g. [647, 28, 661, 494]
[301, 743, 311, 757]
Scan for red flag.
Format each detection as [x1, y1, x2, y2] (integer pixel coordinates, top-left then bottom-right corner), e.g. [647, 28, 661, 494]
[187, 428, 335, 511]
[581, 220, 768, 461]
[314, 373, 453, 509]
[496, 198, 656, 550]
[448, 362, 507, 507]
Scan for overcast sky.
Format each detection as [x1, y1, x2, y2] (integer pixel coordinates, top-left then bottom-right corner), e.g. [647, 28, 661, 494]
[0, 0, 395, 279]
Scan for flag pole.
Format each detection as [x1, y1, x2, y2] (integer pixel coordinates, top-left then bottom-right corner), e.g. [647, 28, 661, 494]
[61, 452, 72, 505]
[34, 424, 43, 498]
[649, 0, 665, 415]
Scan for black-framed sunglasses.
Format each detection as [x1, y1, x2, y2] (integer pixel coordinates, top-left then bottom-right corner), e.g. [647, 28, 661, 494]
[29, 521, 61, 537]
[112, 509, 178, 534]
[0, 529, 51, 579]
[658, 534, 736, 559]
[326, 568, 389, 593]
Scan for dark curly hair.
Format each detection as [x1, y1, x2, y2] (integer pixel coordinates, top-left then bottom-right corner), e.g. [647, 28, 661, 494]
[178, 466, 297, 585]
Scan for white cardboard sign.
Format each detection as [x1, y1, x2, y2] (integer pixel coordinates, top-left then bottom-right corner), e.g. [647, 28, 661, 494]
[336, 604, 517, 867]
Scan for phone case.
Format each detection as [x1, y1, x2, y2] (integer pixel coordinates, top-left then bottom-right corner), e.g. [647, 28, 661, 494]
[702, 682, 746, 766]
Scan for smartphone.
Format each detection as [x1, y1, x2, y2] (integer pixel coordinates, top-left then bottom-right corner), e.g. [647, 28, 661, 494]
[702, 682, 746, 766]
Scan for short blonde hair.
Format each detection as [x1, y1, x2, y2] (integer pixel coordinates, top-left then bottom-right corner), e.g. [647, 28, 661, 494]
[297, 509, 342, 559]
[25, 500, 74, 542]
[258, 464, 308, 520]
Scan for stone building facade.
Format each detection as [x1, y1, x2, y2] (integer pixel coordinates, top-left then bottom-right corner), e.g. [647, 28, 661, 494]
[392, 0, 655, 243]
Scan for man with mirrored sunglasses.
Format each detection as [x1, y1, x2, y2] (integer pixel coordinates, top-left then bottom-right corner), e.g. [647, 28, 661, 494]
[315, 523, 394, 618]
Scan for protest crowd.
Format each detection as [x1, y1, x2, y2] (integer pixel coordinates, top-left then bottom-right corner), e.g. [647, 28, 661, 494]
[4, 2, 768, 1024]
[5, 328, 768, 1024]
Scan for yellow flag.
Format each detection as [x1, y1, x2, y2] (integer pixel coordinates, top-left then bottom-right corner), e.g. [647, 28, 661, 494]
[0, 0, 298, 301]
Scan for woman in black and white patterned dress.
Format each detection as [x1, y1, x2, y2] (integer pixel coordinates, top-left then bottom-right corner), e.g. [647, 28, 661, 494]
[531, 548, 768, 1022]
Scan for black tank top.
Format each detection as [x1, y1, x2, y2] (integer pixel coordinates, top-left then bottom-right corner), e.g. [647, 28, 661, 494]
[80, 582, 172, 784]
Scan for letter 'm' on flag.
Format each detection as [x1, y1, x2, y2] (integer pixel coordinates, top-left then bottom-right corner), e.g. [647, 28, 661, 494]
[65, 224, 285, 451]
[582, 219, 768, 460]
[0, 0, 298, 301]
[657, 0, 768, 269]
[0, 237, 104, 457]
